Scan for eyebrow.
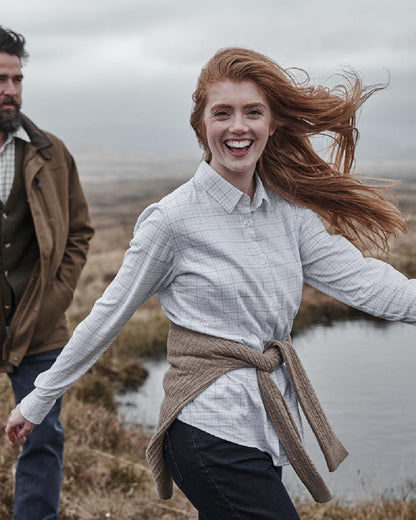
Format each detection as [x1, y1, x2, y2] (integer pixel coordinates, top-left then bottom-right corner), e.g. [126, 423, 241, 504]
[0, 74, 24, 80]
[210, 102, 267, 111]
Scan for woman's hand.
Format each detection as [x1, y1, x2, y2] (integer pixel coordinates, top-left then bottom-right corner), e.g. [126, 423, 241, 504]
[5, 404, 36, 444]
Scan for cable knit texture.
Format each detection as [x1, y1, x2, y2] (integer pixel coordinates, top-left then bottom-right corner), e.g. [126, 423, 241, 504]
[146, 322, 348, 503]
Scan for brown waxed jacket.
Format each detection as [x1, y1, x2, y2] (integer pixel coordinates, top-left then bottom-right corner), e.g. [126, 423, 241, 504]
[0, 114, 94, 372]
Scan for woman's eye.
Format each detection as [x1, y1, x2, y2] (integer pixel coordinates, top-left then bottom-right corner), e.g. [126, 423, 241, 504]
[248, 109, 262, 117]
[214, 110, 229, 119]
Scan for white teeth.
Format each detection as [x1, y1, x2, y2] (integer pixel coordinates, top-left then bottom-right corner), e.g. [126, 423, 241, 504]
[225, 140, 252, 148]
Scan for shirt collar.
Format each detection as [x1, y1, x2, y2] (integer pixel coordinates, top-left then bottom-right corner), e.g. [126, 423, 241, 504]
[14, 126, 30, 143]
[0, 126, 31, 153]
[251, 172, 271, 210]
[194, 161, 271, 214]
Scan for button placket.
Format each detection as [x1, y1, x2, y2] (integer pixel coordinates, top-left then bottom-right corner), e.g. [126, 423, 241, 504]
[239, 206, 270, 270]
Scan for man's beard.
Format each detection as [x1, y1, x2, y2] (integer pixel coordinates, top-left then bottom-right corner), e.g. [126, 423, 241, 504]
[0, 98, 21, 134]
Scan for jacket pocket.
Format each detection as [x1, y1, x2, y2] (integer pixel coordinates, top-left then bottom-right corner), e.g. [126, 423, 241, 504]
[30, 277, 72, 347]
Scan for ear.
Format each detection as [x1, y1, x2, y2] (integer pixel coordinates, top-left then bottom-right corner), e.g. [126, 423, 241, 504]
[269, 120, 278, 137]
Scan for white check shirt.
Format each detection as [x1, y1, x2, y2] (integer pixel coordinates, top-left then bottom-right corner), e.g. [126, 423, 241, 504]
[20, 161, 416, 466]
[0, 127, 30, 202]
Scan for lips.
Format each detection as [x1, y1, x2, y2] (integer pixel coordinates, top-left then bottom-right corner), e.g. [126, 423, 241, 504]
[0, 98, 19, 110]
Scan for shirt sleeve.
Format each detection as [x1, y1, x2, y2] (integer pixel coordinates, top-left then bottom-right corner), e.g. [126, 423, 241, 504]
[298, 208, 416, 324]
[20, 204, 175, 424]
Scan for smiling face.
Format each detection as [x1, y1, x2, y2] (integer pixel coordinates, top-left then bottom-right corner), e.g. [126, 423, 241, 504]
[202, 79, 276, 194]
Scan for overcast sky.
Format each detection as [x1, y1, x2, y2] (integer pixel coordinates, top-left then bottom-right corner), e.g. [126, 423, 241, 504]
[3, 0, 416, 164]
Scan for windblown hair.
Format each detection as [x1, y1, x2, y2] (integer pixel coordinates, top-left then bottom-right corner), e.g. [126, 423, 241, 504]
[0, 26, 28, 60]
[190, 47, 406, 253]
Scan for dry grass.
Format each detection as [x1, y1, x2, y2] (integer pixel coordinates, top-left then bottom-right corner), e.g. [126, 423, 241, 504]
[0, 375, 197, 519]
[296, 497, 416, 519]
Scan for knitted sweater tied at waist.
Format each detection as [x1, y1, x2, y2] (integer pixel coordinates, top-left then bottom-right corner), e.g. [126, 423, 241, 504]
[146, 323, 348, 503]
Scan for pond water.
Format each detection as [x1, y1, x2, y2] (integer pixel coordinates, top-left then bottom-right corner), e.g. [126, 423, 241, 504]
[117, 320, 416, 502]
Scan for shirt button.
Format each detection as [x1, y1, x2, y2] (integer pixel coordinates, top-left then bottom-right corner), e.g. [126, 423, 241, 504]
[4, 270, 8, 277]
[2, 212, 8, 219]
[4, 242, 11, 248]
[243, 219, 253, 227]
[259, 258, 267, 267]
[4, 304, 11, 310]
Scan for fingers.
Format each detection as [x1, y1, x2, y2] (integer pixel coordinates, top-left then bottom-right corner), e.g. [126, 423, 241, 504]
[6, 425, 24, 444]
[5, 405, 36, 444]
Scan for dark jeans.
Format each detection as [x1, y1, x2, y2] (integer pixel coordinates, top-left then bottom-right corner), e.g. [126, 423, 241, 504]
[163, 419, 301, 520]
[8, 348, 64, 520]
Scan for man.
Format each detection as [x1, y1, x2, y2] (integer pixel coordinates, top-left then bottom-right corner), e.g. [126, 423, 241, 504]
[0, 27, 94, 519]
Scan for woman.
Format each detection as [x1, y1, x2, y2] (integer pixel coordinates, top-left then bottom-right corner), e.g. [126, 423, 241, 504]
[6, 48, 416, 519]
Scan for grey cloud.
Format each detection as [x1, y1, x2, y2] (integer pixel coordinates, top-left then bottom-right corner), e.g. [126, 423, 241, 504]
[2, 0, 415, 160]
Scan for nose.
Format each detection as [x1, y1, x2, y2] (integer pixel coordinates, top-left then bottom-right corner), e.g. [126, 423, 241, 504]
[229, 114, 249, 134]
[2, 80, 18, 98]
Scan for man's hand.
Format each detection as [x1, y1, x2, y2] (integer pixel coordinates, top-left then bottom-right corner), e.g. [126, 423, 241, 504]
[5, 404, 36, 444]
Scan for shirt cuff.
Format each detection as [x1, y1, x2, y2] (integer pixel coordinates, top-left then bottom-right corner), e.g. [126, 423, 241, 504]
[19, 390, 57, 425]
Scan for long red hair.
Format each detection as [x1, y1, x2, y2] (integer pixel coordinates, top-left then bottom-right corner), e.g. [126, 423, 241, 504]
[190, 47, 406, 253]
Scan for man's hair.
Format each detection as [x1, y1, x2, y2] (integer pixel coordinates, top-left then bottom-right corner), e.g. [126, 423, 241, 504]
[0, 26, 28, 60]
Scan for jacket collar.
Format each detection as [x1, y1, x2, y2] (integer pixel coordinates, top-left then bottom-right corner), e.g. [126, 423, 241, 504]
[19, 113, 53, 161]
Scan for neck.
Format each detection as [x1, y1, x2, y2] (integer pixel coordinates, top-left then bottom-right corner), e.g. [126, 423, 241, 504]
[211, 166, 256, 202]
[246, 177, 256, 202]
[224, 172, 256, 202]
